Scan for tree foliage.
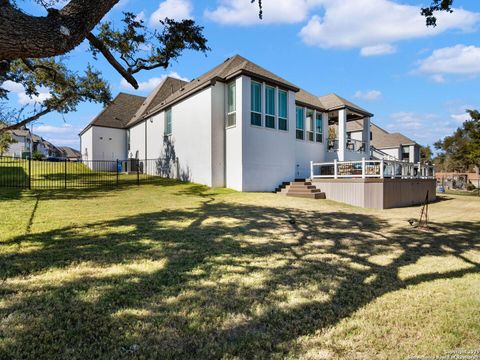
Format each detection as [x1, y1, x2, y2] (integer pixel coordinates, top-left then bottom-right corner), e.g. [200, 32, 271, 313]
[0, 0, 210, 131]
[421, 0, 454, 26]
[420, 145, 433, 163]
[0, 130, 17, 156]
[434, 110, 480, 171]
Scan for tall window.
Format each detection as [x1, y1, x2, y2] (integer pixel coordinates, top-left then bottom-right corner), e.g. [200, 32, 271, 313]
[265, 85, 275, 129]
[227, 81, 236, 127]
[278, 90, 288, 131]
[306, 109, 314, 141]
[401, 145, 410, 161]
[164, 108, 172, 136]
[251, 81, 262, 126]
[315, 112, 323, 142]
[127, 129, 130, 150]
[296, 106, 304, 140]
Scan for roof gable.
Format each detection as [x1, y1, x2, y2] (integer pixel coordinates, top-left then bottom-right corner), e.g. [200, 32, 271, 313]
[318, 93, 373, 116]
[126, 77, 187, 127]
[80, 93, 145, 135]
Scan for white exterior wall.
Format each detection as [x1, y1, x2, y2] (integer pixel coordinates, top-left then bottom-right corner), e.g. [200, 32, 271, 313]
[80, 128, 93, 161]
[129, 122, 145, 160]
[211, 81, 226, 187]
[225, 76, 244, 190]
[380, 147, 401, 160]
[80, 126, 126, 162]
[130, 87, 215, 186]
[92, 127, 127, 161]
[241, 77, 298, 191]
[5, 135, 27, 157]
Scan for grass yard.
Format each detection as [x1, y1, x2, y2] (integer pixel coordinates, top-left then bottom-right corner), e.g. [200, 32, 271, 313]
[0, 180, 479, 359]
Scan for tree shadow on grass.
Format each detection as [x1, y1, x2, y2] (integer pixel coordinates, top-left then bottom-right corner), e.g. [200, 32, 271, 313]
[0, 196, 479, 358]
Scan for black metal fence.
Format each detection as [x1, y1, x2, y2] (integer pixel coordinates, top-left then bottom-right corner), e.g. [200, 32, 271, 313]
[0, 156, 173, 189]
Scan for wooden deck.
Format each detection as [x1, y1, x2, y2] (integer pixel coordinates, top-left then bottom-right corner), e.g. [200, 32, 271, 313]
[311, 178, 436, 209]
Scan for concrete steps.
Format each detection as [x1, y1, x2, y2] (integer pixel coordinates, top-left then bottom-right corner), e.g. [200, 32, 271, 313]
[276, 180, 326, 199]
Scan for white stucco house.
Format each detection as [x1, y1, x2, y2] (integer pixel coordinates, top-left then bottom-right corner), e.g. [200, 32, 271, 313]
[80, 54, 429, 196]
[347, 121, 421, 162]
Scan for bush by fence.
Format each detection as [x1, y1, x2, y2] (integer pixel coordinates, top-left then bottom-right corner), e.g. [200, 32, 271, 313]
[0, 156, 172, 189]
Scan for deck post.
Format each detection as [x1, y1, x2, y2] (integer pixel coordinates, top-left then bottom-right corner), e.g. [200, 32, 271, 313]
[334, 159, 338, 179]
[380, 159, 384, 179]
[310, 161, 314, 180]
[418, 162, 422, 178]
[361, 157, 366, 179]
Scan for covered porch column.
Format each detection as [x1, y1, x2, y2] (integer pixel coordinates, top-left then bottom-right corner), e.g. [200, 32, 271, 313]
[337, 108, 347, 161]
[363, 116, 371, 158]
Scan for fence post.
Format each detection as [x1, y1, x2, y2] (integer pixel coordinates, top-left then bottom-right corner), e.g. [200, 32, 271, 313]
[137, 160, 140, 186]
[334, 159, 338, 179]
[64, 159, 67, 189]
[116, 159, 119, 186]
[361, 157, 365, 179]
[380, 159, 384, 179]
[28, 156, 32, 190]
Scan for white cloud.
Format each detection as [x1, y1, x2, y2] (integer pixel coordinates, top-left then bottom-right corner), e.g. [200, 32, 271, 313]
[35, 124, 74, 134]
[205, 0, 322, 25]
[150, 0, 193, 25]
[2, 80, 24, 93]
[430, 74, 446, 83]
[360, 44, 396, 56]
[416, 45, 480, 80]
[2, 81, 51, 105]
[18, 89, 51, 106]
[384, 111, 459, 145]
[354, 90, 382, 101]
[299, 0, 479, 56]
[450, 112, 471, 123]
[120, 72, 189, 92]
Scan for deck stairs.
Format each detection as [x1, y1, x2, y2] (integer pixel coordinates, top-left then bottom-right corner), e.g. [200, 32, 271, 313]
[276, 180, 326, 199]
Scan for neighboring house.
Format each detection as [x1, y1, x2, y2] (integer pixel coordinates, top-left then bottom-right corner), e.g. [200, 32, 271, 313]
[58, 146, 81, 161]
[3, 128, 61, 158]
[80, 55, 392, 192]
[347, 121, 420, 162]
[6, 129, 31, 157]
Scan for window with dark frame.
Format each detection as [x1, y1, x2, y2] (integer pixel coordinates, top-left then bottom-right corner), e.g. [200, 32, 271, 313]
[251, 81, 262, 126]
[278, 90, 288, 131]
[296, 106, 305, 140]
[265, 85, 275, 129]
[227, 81, 236, 127]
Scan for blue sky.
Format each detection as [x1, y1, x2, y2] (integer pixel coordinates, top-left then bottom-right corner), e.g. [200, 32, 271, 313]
[4, 0, 480, 149]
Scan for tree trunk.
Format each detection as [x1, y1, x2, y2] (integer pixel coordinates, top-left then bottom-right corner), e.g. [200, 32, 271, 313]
[0, 0, 119, 60]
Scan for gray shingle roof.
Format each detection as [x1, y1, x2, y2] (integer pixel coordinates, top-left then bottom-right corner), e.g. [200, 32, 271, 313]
[79, 93, 146, 135]
[58, 146, 81, 158]
[347, 121, 417, 148]
[126, 77, 187, 128]
[296, 88, 325, 111]
[318, 93, 373, 116]
[146, 54, 300, 117]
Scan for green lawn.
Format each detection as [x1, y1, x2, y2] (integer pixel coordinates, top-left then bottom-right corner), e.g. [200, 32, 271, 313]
[0, 181, 479, 359]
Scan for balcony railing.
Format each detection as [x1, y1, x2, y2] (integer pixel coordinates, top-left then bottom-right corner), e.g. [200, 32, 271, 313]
[327, 139, 366, 153]
[310, 159, 435, 180]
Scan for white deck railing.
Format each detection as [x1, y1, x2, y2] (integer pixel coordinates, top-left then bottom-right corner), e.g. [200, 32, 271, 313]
[310, 159, 435, 180]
